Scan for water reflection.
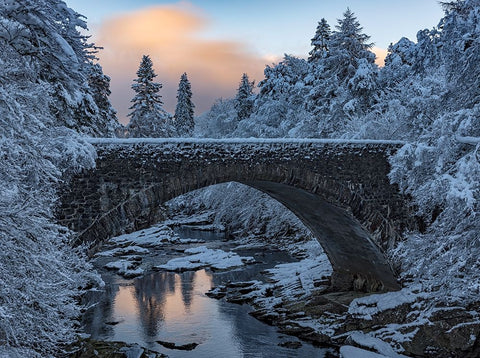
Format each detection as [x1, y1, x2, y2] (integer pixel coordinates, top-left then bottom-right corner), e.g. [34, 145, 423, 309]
[83, 229, 329, 357]
[134, 273, 169, 338]
[180, 271, 195, 309]
[103, 270, 208, 343]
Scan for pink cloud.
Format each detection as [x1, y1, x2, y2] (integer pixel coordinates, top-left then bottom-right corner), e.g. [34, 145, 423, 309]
[373, 47, 388, 67]
[94, 4, 267, 124]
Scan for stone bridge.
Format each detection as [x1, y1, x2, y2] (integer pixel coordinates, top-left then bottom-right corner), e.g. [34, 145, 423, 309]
[57, 138, 413, 292]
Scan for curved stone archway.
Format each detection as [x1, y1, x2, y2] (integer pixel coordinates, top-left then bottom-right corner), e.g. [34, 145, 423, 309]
[57, 139, 412, 292]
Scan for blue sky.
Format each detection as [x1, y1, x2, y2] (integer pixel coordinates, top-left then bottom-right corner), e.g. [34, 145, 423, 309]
[67, 0, 445, 123]
[70, 0, 443, 55]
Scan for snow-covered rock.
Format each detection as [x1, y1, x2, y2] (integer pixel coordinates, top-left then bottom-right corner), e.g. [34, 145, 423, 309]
[110, 224, 180, 247]
[340, 346, 389, 358]
[156, 246, 254, 272]
[104, 259, 144, 278]
[346, 332, 408, 357]
[96, 246, 149, 257]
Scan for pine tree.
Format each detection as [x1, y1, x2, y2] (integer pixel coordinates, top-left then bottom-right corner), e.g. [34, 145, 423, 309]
[87, 63, 121, 136]
[312, 8, 378, 136]
[308, 18, 331, 62]
[326, 8, 376, 83]
[234, 73, 255, 121]
[127, 55, 172, 137]
[174, 72, 195, 137]
[0, 0, 120, 136]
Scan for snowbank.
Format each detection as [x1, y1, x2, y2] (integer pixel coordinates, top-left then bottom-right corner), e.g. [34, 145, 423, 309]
[110, 225, 180, 247]
[348, 286, 426, 320]
[340, 346, 389, 358]
[156, 246, 255, 272]
[346, 332, 409, 357]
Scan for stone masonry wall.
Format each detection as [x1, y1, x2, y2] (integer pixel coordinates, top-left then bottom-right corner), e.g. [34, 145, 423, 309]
[56, 140, 414, 291]
[57, 140, 412, 251]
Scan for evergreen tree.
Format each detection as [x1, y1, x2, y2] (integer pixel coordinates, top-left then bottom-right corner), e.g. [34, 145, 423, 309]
[237, 55, 313, 138]
[127, 55, 173, 137]
[234, 73, 255, 121]
[174, 72, 195, 137]
[326, 8, 376, 83]
[87, 63, 121, 136]
[0, 0, 119, 136]
[310, 8, 378, 136]
[308, 18, 331, 62]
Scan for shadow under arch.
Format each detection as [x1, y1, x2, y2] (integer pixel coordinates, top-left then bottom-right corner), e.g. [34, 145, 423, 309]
[68, 179, 398, 292]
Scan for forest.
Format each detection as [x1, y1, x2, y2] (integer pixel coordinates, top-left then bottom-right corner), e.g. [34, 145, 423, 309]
[0, 0, 479, 356]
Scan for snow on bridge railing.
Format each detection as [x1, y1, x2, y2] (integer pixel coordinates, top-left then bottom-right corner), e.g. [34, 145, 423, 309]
[87, 137, 407, 146]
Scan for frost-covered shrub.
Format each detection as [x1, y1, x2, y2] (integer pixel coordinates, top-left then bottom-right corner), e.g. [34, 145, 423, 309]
[390, 106, 480, 302]
[0, 82, 98, 356]
[167, 182, 314, 247]
[0, 1, 109, 355]
[195, 98, 237, 138]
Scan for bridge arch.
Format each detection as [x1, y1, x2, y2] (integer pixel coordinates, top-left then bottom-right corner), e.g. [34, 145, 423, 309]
[57, 139, 412, 292]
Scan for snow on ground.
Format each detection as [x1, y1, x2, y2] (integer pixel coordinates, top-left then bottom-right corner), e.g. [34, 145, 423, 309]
[88, 137, 406, 145]
[109, 224, 182, 247]
[104, 259, 144, 278]
[345, 332, 409, 357]
[249, 238, 333, 317]
[156, 246, 255, 272]
[340, 346, 390, 358]
[265, 256, 332, 298]
[101, 224, 206, 252]
[263, 238, 332, 295]
[345, 286, 444, 353]
[348, 284, 427, 320]
[96, 246, 149, 257]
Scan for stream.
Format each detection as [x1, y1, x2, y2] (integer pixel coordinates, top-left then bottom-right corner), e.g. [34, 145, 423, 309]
[82, 226, 332, 357]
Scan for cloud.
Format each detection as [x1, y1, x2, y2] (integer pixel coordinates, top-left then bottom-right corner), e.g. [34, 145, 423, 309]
[94, 3, 267, 124]
[373, 47, 388, 67]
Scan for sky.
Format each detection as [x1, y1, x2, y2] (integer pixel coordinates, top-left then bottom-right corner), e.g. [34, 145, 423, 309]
[67, 0, 444, 124]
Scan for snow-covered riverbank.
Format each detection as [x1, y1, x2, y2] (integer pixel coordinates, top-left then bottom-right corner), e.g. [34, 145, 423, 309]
[82, 214, 336, 357]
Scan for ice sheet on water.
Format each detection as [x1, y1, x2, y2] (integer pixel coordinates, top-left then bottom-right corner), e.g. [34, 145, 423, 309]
[156, 246, 254, 272]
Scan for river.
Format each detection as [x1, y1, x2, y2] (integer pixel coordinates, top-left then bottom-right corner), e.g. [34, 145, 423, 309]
[82, 226, 332, 357]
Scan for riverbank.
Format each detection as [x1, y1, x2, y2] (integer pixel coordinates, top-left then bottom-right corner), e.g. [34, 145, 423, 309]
[75, 210, 480, 358]
[78, 216, 336, 357]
